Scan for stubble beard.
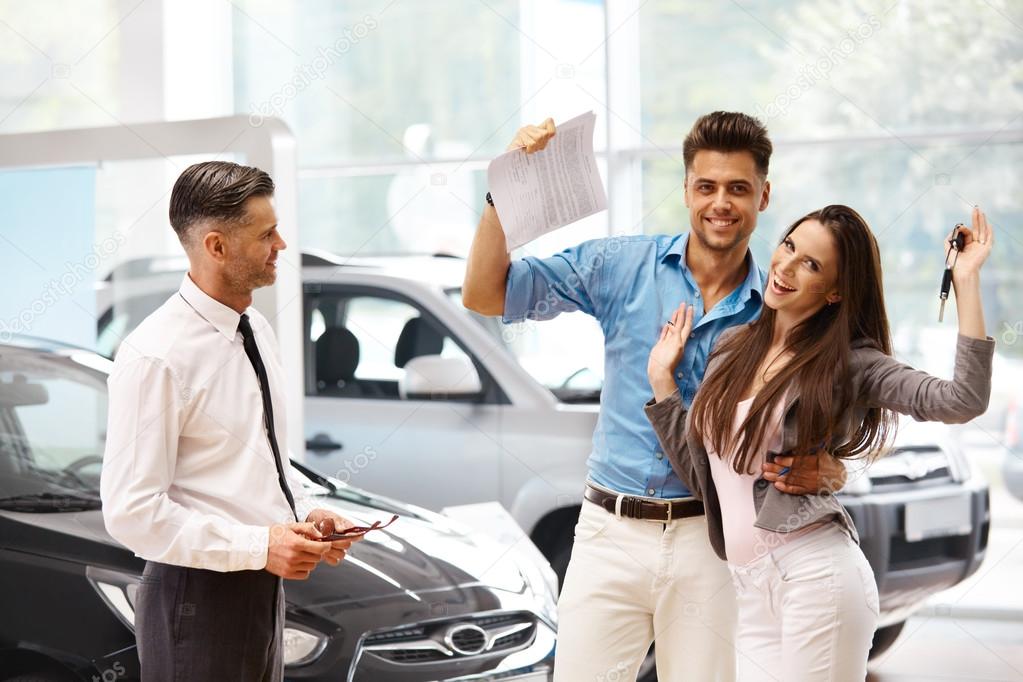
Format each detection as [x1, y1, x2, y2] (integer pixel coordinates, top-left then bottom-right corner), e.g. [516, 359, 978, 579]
[224, 258, 275, 296]
[691, 220, 750, 254]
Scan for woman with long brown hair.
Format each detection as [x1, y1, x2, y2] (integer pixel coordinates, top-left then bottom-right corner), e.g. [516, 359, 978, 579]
[644, 205, 995, 680]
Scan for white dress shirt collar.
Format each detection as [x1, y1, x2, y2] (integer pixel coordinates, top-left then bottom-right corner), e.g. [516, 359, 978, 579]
[178, 273, 245, 342]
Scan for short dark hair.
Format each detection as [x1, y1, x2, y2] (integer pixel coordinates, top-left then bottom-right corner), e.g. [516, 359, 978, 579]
[169, 161, 275, 246]
[683, 112, 772, 178]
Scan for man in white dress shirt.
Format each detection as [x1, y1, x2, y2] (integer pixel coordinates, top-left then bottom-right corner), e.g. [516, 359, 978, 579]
[101, 161, 356, 681]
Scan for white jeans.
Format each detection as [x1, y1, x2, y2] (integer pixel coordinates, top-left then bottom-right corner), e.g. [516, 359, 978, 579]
[728, 524, 879, 682]
[554, 499, 737, 682]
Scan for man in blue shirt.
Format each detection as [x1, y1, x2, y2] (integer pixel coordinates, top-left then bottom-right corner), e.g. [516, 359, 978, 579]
[463, 112, 845, 681]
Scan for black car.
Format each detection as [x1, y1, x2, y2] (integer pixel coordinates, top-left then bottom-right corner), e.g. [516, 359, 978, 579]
[0, 338, 557, 681]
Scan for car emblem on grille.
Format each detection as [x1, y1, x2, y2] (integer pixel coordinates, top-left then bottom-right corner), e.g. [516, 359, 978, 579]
[444, 623, 489, 656]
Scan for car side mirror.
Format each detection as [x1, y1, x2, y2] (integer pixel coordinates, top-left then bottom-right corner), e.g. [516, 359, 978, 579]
[399, 355, 484, 401]
[0, 374, 49, 407]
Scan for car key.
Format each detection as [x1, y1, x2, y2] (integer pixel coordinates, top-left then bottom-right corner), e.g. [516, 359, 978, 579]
[938, 226, 966, 322]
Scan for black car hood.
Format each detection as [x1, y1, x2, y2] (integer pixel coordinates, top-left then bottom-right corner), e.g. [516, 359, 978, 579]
[0, 493, 529, 614]
[271, 495, 532, 623]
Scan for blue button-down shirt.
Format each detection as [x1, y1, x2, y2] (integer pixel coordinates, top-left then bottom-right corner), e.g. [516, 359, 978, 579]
[503, 233, 765, 498]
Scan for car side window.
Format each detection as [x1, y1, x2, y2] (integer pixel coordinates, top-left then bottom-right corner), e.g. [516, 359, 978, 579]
[308, 292, 475, 401]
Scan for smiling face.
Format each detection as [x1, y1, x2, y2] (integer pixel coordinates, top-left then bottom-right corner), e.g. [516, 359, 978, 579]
[222, 195, 286, 292]
[684, 150, 770, 253]
[765, 218, 842, 319]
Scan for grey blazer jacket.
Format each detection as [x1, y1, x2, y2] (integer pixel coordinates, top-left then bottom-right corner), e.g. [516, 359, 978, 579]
[644, 326, 995, 561]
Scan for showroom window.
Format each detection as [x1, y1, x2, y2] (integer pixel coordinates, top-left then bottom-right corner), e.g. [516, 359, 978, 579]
[2, 0, 1020, 397]
[229, 0, 1023, 364]
[635, 0, 1023, 371]
[232, 0, 610, 257]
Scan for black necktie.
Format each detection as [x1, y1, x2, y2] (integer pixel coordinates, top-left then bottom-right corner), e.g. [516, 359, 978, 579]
[238, 313, 298, 522]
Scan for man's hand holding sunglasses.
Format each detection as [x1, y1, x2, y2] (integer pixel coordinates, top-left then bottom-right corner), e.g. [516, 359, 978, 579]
[306, 508, 364, 567]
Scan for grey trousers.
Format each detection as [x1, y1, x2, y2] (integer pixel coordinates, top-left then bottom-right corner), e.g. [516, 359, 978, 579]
[135, 561, 284, 682]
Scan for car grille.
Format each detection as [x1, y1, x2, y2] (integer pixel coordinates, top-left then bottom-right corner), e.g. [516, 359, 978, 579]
[361, 612, 537, 664]
[889, 534, 972, 569]
[869, 446, 953, 488]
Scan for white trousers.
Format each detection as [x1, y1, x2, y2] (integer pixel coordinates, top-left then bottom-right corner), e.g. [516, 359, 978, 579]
[554, 499, 738, 682]
[728, 524, 879, 682]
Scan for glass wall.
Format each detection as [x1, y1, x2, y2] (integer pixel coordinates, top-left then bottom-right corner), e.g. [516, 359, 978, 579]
[636, 0, 1022, 362]
[232, 0, 610, 256]
[4, 0, 1017, 424]
[226, 0, 1023, 396]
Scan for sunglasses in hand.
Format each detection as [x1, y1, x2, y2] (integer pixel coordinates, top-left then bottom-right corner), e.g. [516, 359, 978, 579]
[316, 514, 399, 541]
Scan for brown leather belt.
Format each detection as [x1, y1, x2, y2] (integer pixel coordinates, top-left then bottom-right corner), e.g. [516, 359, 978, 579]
[584, 482, 704, 522]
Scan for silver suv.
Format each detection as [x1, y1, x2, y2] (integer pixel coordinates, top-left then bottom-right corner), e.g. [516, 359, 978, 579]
[96, 250, 990, 665]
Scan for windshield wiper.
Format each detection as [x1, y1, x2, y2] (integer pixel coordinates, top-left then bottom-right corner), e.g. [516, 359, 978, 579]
[22, 467, 100, 497]
[289, 459, 337, 494]
[0, 491, 102, 512]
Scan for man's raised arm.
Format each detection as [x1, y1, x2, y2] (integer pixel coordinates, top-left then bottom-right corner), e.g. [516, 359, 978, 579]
[462, 204, 511, 316]
[462, 118, 555, 316]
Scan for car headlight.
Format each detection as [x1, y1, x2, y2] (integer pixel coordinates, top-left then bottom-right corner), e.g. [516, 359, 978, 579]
[514, 551, 559, 627]
[282, 625, 328, 667]
[86, 566, 139, 631]
[87, 566, 328, 667]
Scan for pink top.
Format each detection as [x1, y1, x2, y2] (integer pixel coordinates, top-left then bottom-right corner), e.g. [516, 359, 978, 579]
[704, 393, 821, 565]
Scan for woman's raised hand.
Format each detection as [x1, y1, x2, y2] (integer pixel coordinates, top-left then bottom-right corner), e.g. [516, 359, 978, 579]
[647, 302, 695, 403]
[950, 206, 994, 283]
[945, 206, 993, 339]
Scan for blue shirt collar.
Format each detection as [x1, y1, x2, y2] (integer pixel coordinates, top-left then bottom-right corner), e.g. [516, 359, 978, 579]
[661, 233, 688, 264]
[663, 232, 764, 305]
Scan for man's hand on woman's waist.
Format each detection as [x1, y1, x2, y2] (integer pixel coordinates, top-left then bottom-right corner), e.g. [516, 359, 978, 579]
[762, 450, 847, 495]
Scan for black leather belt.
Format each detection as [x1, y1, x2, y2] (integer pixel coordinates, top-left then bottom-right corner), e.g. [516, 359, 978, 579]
[584, 482, 704, 522]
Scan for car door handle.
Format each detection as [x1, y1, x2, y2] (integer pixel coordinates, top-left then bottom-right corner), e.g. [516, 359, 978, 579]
[306, 433, 343, 454]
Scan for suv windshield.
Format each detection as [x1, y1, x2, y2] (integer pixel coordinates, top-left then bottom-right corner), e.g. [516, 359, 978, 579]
[448, 290, 605, 403]
[0, 351, 108, 510]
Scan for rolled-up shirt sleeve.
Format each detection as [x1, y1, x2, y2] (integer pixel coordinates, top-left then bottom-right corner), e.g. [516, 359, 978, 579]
[503, 238, 613, 323]
[100, 357, 269, 572]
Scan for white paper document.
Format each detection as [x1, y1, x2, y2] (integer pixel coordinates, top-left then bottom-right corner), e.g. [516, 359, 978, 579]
[487, 111, 607, 250]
